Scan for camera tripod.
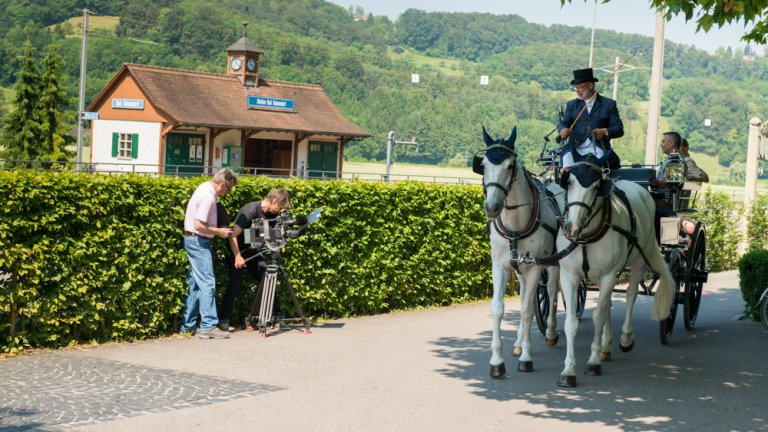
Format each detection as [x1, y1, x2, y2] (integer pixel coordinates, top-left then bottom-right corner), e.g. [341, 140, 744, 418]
[244, 250, 311, 338]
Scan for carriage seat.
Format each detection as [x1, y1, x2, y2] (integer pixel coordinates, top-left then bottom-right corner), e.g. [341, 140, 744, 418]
[609, 167, 656, 190]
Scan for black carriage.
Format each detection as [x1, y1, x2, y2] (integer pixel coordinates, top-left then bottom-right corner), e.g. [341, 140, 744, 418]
[533, 148, 708, 344]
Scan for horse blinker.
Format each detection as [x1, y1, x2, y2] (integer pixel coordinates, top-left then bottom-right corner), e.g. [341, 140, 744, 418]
[597, 178, 613, 197]
[473, 155, 485, 175]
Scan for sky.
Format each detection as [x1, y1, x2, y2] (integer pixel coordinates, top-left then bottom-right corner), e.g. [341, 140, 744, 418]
[327, 0, 758, 54]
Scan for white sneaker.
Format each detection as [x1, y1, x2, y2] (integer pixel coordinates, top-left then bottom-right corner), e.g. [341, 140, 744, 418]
[196, 328, 230, 339]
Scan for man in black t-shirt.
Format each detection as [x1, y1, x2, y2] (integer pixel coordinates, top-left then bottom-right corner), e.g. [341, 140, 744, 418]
[218, 188, 292, 332]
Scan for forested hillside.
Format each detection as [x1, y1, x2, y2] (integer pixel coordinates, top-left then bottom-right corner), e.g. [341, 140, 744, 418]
[0, 0, 766, 183]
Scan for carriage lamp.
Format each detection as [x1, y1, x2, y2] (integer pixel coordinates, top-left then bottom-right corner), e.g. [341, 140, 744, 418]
[663, 152, 687, 186]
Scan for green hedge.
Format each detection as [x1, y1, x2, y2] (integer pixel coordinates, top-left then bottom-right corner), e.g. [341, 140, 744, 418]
[0, 171, 492, 352]
[747, 194, 768, 252]
[736, 249, 768, 320]
[694, 189, 740, 272]
[1, 171, 756, 353]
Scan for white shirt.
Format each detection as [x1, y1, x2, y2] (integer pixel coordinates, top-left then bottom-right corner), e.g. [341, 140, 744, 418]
[184, 181, 217, 238]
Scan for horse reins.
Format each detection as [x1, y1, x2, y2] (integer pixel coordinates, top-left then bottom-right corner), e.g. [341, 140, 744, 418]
[529, 170, 660, 281]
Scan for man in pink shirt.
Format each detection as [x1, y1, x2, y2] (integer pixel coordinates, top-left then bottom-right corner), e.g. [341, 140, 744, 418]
[180, 168, 237, 338]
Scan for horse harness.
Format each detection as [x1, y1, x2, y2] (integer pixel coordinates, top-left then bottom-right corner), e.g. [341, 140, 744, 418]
[488, 170, 560, 273]
[561, 184, 659, 281]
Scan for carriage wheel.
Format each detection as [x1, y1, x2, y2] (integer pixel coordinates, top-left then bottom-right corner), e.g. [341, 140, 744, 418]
[659, 250, 681, 345]
[683, 224, 707, 330]
[534, 270, 587, 336]
[534, 270, 552, 335]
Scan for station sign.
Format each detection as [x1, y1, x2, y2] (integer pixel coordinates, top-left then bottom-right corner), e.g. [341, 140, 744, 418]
[247, 96, 295, 111]
[82, 112, 99, 120]
[112, 98, 145, 110]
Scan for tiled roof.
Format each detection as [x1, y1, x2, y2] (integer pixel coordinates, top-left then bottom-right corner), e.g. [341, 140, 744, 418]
[92, 64, 370, 138]
[226, 37, 262, 53]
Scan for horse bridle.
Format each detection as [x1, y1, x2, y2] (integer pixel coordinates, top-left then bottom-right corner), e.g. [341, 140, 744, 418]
[562, 161, 612, 238]
[476, 144, 519, 197]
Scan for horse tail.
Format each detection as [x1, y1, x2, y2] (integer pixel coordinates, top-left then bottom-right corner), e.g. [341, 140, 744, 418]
[650, 248, 675, 321]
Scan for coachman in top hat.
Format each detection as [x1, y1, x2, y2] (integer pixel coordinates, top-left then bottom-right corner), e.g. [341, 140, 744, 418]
[558, 68, 624, 169]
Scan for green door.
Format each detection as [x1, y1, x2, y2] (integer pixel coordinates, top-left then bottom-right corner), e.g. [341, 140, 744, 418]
[166, 133, 205, 175]
[307, 141, 338, 178]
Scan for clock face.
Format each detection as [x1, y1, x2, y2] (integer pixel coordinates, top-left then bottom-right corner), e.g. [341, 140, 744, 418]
[246, 58, 257, 72]
[230, 56, 242, 72]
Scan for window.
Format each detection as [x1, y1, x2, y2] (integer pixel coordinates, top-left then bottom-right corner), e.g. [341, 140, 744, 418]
[117, 133, 133, 159]
[112, 132, 139, 159]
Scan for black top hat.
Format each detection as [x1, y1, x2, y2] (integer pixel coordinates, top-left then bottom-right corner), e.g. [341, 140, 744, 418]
[570, 68, 599, 85]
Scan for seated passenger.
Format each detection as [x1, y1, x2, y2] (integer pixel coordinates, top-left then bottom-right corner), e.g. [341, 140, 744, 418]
[650, 132, 709, 190]
[680, 138, 709, 183]
[650, 131, 708, 242]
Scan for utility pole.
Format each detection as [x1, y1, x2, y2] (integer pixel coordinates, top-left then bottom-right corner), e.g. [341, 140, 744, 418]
[384, 131, 418, 182]
[612, 56, 619, 101]
[645, 11, 665, 166]
[76, 9, 91, 172]
[589, 0, 597, 67]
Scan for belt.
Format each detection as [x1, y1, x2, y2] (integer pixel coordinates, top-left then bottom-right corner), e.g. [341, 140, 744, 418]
[184, 231, 213, 239]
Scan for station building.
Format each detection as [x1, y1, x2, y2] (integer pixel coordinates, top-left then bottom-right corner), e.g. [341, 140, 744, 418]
[85, 35, 369, 177]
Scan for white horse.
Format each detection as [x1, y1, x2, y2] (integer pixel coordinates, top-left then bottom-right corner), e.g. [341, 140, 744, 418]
[556, 151, 675, 387]
[474, 127, 565, 378]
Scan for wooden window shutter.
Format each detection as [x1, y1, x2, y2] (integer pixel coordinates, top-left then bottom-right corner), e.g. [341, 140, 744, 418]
[131, 134, 139, 159]
[112, 132, 118, 157]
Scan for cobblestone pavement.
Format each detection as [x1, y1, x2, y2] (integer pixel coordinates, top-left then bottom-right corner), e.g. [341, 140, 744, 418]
[0, 353, 282, 431]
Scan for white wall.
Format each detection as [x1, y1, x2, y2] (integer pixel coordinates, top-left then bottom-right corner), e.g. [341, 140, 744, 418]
[297, 139, 308, 178]
[91, 120, 161, 173]
[213, 129, 241, 169]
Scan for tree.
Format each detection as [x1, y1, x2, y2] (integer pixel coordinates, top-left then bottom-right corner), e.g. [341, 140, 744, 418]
[1, 41, 42, 165]
[561, 0, 768, 45]
[38, 44, 74, 162]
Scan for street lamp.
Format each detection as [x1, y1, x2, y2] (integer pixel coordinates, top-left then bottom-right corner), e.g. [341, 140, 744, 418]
[384, 131, 418, 182]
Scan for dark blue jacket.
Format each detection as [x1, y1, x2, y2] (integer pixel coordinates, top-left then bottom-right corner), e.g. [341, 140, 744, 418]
[557, 93, 624, 152]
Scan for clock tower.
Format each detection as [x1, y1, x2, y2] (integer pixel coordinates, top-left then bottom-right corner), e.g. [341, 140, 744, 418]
[226, 22, 262, 87]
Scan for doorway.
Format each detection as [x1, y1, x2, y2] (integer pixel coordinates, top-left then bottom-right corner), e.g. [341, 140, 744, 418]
[165, 133, 205, 175]
[243, 138, 293, 176]
[307, 141, 338, 178]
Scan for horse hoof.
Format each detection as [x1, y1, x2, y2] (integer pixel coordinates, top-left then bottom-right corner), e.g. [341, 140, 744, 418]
[620, 340, 635, 352]
[490, 363, 506, 378]
[545, 335, 559, 346]
[586, 364, 602, 376]
[557, 375, 577, 387]
[512, 346, 522, 357]
[517, 361, 533, 373]
[600, 351, 612, 362]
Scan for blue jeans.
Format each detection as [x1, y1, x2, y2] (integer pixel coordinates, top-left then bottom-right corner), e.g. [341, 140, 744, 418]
[180, 236, 219, 331]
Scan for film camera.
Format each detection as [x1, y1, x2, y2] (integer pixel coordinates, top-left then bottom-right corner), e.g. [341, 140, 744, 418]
[241, 207, 322, 338]
[243, 207, 322, 253]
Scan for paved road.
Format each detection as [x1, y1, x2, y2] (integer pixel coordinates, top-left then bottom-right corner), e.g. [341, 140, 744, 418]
[1, 270, 765, 432]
